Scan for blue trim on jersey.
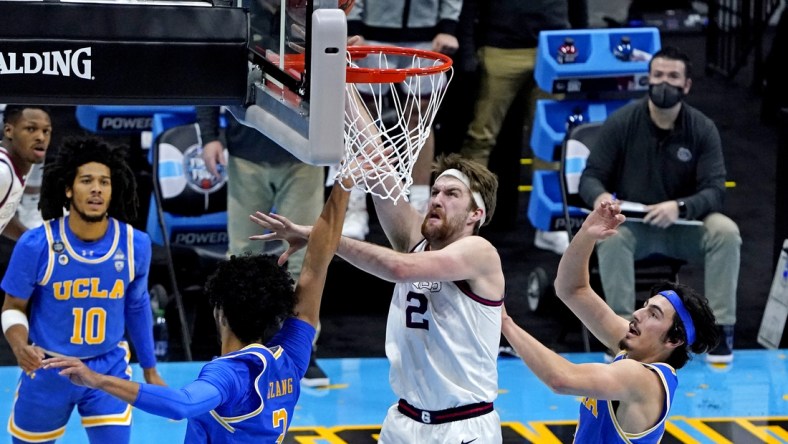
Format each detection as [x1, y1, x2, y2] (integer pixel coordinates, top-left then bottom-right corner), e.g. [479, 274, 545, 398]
[574, 354, 677, 443]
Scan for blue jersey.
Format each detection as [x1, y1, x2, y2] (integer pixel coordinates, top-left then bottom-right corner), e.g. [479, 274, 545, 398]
[134, 318, 315, 443]
[573, 354, 677, 443]
[1, 216, 156, 367]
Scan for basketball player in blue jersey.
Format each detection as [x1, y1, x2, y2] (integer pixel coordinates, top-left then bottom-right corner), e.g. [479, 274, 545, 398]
[261, 152, 505, 443]
[43, 177, 351, 443]
[501, 200, 720, 443]
[1, 135, 165, 443]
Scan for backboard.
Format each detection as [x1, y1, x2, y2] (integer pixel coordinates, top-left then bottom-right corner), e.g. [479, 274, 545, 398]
[229, 0, 347, 166]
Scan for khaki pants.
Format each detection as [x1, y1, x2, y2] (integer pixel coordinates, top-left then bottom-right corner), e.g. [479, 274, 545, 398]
[461, 46, 553, 167]
[226, 156, 324, 282]
[595, 212, 741, 325]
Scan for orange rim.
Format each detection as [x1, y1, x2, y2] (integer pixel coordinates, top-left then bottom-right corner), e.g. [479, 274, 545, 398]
[346, 46, 453, 84]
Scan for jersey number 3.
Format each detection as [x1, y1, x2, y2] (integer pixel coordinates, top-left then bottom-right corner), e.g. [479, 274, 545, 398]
[405, 292, 429, 330]
[70, 307, 107, 344]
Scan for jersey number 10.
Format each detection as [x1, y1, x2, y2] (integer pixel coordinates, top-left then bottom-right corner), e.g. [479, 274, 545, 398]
[70, 307, 107, 344]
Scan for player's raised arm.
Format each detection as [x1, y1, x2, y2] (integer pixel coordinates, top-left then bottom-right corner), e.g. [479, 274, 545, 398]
[292, 180, 350, 327]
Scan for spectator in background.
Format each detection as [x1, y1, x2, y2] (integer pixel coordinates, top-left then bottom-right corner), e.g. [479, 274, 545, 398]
[197, 107, 331, 387]
[579, 46, 741, 364]
[459, 0, 572, 168]
[457, 0, 585, 254]
[0, 105, 52, 240]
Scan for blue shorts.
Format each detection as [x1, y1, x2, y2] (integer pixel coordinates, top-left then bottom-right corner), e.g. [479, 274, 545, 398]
[8, 343, 133, 442]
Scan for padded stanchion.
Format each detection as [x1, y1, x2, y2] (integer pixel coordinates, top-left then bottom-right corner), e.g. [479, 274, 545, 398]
[0, 1, 249, 105]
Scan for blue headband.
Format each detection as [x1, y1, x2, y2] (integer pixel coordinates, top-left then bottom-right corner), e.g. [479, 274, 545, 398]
[659, 290, 695, 346]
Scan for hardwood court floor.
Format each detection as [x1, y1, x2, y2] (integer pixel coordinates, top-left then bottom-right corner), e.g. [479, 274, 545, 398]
[1, 349, 786, 443]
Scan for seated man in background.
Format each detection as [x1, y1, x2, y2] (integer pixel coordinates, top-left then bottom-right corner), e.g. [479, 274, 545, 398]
[579, 46, 741, 364]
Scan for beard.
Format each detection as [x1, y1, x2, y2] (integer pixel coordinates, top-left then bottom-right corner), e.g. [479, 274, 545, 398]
[69, 200, 108, 223]
[420, 210, 465, 244]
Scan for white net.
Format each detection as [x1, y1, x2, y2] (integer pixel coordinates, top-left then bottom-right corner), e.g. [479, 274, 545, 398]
[338, 47, 453, 202]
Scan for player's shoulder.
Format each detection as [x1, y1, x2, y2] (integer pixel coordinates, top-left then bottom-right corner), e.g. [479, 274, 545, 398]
[455, 234, 497, 252]
[120, 221, 152, 248]
[16, 223, 49, 249]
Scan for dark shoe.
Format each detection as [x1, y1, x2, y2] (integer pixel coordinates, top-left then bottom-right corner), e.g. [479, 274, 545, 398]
[302, 351, 329, 387]
[706, 325, 734, 364]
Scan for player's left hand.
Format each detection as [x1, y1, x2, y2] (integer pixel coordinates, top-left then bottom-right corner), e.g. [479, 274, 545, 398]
[143, 367, 166, 386]
[249, 212, 309, 266]
[42, 357, 100, 388]
[643, 201, 679, 228]
[583, 200, 625, 239]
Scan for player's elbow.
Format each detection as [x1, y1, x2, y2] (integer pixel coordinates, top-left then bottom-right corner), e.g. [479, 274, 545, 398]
[164, 409, 189, 421]
[387, 259, 416, 282]
[543, 372, 577, 395]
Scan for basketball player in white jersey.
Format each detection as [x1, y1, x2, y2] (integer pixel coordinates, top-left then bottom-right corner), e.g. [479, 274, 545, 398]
[254, 153, 504, 443]
[0, 105, 52, 240]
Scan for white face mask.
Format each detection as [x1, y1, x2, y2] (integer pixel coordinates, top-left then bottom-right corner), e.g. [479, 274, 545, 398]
[648, 82, 685, 109]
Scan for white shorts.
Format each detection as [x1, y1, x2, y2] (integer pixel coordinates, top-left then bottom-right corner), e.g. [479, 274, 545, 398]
[377, 403, 502, 444]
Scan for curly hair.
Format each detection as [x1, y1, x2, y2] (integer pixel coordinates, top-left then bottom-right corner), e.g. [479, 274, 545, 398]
[433, 153, 499, 232]
[651, 281, 719, 369]
[39, 135, 139, 222]
[204, 254, 297, 344]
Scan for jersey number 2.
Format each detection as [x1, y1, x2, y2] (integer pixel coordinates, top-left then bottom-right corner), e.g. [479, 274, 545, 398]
[405, 292, 429, 330]
[273, 408, 288, 443]
[70, 307, 107, 344]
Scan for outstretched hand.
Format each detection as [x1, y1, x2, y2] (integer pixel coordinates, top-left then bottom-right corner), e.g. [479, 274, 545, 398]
[249, 212, 310, 266]
[42, 357, 101, 389]
[582, 200, 625, 240]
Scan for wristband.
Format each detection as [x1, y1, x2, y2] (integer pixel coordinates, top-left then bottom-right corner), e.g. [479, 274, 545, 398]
[2, 309, 29, 334]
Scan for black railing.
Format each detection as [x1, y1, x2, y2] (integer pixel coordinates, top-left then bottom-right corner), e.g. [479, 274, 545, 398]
[705, 0, 782, 87]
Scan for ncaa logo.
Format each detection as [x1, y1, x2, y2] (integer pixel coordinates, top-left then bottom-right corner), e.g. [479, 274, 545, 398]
[183, 144, 226, 194]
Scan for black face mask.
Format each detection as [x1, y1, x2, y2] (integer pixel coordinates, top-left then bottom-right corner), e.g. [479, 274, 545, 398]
[648, 82, 684, 109]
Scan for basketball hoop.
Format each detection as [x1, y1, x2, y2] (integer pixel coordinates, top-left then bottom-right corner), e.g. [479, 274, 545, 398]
[339, 45, 453, 202]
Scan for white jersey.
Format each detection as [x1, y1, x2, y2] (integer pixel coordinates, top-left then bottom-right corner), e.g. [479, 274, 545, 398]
[385, 239, 502, 411]
[0, 147, 25, 234]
